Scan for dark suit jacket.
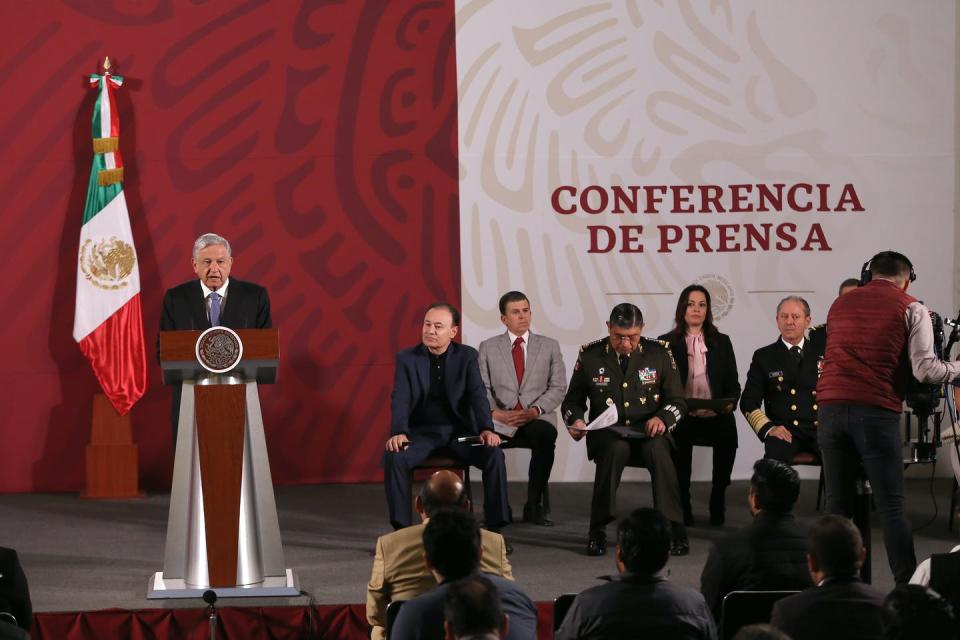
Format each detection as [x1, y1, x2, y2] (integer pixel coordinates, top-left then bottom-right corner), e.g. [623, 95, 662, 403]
[390, 342, 493, 436]
[158, 278, 272, 432]
[659, 330, 741, 431]
[389, 573, 537, 640]
[740, 337, 823, 440]
[159, 278, 271, 333]
[700, 511, 811, 621]
[0, 547, 31, 632]
[770, 576, 884, 640]
[556, 573, 716, 640]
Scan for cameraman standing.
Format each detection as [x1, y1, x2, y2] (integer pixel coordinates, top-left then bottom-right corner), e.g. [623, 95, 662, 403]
[817, 251, 960, 584]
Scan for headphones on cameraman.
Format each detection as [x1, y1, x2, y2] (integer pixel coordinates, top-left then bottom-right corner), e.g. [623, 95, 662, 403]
[859, 251, 917, 286]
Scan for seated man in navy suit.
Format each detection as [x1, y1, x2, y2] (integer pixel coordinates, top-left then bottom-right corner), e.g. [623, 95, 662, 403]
[384, 303, 511, 540]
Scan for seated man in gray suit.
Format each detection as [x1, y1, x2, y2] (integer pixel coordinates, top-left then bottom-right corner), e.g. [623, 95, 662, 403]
[478, 291, 567, 525]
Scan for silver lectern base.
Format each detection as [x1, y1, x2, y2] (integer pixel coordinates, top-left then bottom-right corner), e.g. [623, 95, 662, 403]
[147, 569, 300, 599]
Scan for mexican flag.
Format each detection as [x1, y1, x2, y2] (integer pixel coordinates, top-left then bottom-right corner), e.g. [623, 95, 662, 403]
[72, 61, 147, 416]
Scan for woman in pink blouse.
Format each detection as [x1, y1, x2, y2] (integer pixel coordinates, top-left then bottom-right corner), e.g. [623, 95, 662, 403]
[659, 285, 741, 526]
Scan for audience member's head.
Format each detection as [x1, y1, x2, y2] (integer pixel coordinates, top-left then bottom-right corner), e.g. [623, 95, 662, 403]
[868, 251, 914, 285]
[416, 470, 470, 520]
[748, 459, 801, 515]
[806, 515, 864, 581]
[838, 278, 859, 297]
[444, 575, 509, 639]
[616, 508, 671, 576]
[423, 510, 481, 582]
[732, 624, 792, 640]
[882, 584, 957, 640]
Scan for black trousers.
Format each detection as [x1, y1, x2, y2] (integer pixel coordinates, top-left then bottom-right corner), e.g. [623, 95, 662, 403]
[671, 414, 737, 516]
[383, 424, 511, 530]
[764, 423, 820, 463]
[818, 403, 916, 584]
[586, 430, 683, 531]
[500, 418, 556, 508]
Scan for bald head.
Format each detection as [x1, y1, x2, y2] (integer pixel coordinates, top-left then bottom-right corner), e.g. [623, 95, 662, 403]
[416, 470, 469, 520]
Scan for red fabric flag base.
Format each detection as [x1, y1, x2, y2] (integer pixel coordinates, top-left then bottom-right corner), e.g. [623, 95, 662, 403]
[77, 294, 148, 416]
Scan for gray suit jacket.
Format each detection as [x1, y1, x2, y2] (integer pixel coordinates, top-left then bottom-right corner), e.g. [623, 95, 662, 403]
[478, 331, 567, 427]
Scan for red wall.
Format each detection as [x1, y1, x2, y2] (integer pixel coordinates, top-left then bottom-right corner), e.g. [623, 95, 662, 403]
[0, 0, 460, 492]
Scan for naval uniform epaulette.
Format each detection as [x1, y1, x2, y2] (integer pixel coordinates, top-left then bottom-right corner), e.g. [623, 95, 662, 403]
[806, 322, 827, 338]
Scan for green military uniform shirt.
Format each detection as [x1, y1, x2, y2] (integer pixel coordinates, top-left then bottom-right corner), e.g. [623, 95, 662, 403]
[561, 337, 687, 431]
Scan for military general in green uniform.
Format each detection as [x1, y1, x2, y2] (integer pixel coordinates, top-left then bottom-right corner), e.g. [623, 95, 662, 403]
[561, 303, 689, 557]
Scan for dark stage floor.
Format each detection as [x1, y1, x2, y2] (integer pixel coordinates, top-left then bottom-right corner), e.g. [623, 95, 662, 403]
[2, 479, 958, 613]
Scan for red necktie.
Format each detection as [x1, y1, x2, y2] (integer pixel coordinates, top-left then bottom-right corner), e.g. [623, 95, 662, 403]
[513, 336, 524, 409]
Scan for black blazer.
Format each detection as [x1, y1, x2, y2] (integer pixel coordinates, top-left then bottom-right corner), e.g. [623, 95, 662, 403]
[390, 342, 493, 436]
[740, 337, 823, 439]
[158, 278, 272, 433]
[700, 511, 811, 621]
[159, 278, 272, 333]
[659, 330, 741, 426]
[770, 576, 884, 640]
[0, 547, 31, 632]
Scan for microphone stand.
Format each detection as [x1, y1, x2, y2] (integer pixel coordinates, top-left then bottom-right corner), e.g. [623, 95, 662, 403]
[202, 590, 218, 640]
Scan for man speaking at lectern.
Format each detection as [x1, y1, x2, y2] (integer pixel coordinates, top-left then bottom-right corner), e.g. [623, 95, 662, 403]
[159, 233, 272, 437]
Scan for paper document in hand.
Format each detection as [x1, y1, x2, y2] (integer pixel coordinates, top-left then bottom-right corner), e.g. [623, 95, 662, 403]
[492, 420, 519, 438]
[573, 404, 618, 431]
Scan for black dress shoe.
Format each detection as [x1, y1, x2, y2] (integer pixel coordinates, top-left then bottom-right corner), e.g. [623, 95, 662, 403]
[670, 537, 690, 556]
[709, 511, 725, 526]
[586, 530, 607, 556]
[523, 503, 554, 526]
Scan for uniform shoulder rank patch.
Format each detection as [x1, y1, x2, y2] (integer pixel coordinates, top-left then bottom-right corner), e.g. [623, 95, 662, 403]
[640, 337, 668, 350]
[643, 338, 676, 368]
[580, 337, 605, 352]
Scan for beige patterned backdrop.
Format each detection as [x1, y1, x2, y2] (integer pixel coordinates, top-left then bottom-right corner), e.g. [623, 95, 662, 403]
[456, 0, 957, 482]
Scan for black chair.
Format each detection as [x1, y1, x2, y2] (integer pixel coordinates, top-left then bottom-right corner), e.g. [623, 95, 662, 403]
[949, 479, 958, 532]
[930, 551, 960, 614]
[385, 600, 405, 640]
[553, 593, 577, 631]
[790, 451, 825, 510]
[720, 590, 800, 640]
[409, 450, 473, 513]
[0, 615, 27, 640]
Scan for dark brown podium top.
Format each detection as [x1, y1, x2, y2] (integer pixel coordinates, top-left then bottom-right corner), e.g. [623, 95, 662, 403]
[159, 329, 279, 384]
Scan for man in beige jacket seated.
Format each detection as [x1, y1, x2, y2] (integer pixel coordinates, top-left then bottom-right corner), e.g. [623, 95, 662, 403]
[366, 470, 513, 640]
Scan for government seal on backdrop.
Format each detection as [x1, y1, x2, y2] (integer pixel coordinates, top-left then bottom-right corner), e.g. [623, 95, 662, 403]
[694, 274, 735, 321]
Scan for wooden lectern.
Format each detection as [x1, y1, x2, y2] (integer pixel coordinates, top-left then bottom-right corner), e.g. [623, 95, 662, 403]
[148, 328, 299, 598]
